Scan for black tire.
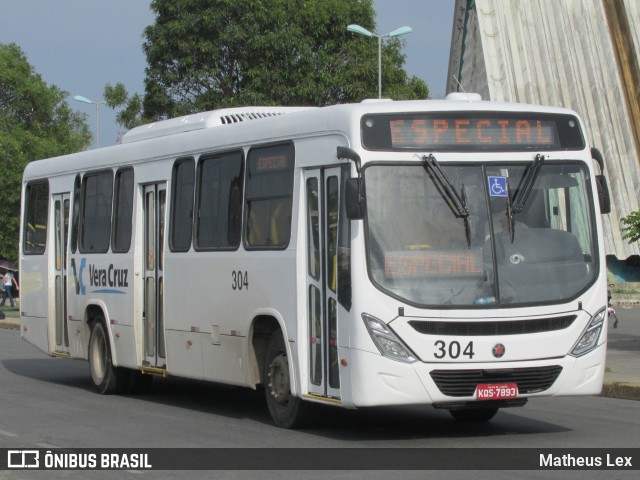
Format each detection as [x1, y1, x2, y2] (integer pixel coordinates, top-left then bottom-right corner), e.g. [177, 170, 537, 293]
[88, 318, 130, 394]
[264, 332, 309, 428]
[449, 407, 499, 423]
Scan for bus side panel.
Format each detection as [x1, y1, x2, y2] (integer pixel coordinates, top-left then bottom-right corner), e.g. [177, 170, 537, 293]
[202, 334, 248, 387]
[20, 226, 52, 355]
[164, 330, 205, 379]
[68, 319, 86, 359]
[20, 316, 51, 355]
[110, 324, 137, 368]
[163, 251, 297, 387]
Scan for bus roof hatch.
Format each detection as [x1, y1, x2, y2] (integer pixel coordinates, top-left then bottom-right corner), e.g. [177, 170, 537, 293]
[122, 106, 315, 144]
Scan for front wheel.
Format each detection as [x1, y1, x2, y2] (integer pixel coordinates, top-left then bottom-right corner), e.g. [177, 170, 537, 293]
[449, 407, 499, 423]
[264, 332, 309, 428]
[88, 318, 130, 394]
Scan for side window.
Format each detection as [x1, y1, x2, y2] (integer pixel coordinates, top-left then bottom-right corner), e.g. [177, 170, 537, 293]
[196, 151, 244, 250]
[170, 157, 195, 252]
[337, 165, 352, 311]
[306, 178, 320, 280]
[244, 143, 295, 249]
[70, 175, 81, 253]
[23, 180, 49, 254]
[79, 170, 113, 253]
[112, 167, 134, 253]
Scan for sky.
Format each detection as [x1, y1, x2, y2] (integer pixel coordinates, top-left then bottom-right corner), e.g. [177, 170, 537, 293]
[0, 0, 455, 149]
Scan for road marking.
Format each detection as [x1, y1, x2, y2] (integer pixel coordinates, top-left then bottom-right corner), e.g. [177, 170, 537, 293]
[0, 429, 17, 437]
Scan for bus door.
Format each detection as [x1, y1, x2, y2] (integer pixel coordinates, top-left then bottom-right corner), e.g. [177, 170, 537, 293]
[305, 167, 342, 399]
[53, 193, 70, 354]
[142, 183, 167, 368]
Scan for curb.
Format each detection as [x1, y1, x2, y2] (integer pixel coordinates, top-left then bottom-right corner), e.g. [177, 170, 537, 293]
[0, 319, 19, 330]
[602, 382, 640, 401]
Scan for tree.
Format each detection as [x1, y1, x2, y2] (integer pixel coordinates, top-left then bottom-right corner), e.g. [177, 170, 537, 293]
[621, 211, 640, 245]
[105, 0, 428, 128]
[0, 43, 91, 263]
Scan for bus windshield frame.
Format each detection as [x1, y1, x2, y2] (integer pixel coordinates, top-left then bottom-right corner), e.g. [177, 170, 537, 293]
[362, 159, 599, 308]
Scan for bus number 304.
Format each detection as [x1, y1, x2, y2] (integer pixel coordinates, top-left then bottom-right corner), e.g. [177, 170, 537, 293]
[231, 270, 249, 291]
[434, 340, 475, 359]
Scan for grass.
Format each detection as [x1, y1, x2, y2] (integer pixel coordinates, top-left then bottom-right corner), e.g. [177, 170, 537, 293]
[0, 305, 19, 313]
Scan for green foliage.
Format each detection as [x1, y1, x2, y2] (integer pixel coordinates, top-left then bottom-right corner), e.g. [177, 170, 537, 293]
[106, 0, 428, 127]
[104, 82, 146, 129]
[0, 43, 91, 263]
[621, 211, 640, 245]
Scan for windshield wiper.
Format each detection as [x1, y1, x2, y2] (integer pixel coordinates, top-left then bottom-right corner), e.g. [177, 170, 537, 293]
[505, 153, 545, 243]
[421, 154, 471, 248]
[505, 180, 515, 243]
[511, 154, 545, 213]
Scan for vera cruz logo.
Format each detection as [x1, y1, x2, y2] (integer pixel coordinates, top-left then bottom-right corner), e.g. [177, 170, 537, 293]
[70, 258, 86, 295]
[71, 258, 129, 295]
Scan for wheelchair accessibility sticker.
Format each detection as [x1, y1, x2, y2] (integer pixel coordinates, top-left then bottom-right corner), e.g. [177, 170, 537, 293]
[488, 176, 508, 197]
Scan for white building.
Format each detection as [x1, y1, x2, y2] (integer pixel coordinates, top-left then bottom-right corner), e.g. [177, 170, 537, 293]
[447, 0, 640, 266]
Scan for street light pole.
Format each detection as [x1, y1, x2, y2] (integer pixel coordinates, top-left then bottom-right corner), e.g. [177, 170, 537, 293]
[73, 95, 106, 148]
[347, 24, 412, 99]
[377, 34, 382, 99]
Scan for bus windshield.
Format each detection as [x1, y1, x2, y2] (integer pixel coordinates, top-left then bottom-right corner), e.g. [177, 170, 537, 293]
[363, 161, 597, 307]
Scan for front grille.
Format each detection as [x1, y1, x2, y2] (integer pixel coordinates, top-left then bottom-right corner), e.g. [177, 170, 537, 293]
[409, 315, 576, 336]
[429, 365, 563, 397]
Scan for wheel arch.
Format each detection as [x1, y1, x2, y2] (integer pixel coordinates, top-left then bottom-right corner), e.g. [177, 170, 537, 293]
[83, 301, 119, 365]
[248, 310, 299, 395]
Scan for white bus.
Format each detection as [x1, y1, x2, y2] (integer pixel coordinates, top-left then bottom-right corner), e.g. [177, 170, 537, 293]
[20, 95, 612, 427]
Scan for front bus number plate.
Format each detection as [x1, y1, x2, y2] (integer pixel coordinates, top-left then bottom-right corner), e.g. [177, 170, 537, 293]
[475, 383, 518, 400]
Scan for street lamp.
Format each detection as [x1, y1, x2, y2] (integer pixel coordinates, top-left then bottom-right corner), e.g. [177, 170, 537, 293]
[74, 95, 106, 148]
[347, 24, 412, 98]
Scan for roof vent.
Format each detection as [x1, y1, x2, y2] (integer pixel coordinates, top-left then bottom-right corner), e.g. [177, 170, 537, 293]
[217, 110, 286, 124]
[122, 106, 315, 143]
[445, 92, 482, 102]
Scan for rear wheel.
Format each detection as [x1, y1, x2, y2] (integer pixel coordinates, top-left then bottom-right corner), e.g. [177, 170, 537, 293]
[449, 407, 499, 423]
[88, 318, 130, 394]
[264, 332, 309, 428]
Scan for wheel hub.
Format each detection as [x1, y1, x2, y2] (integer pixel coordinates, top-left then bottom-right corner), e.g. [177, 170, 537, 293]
[268, 353, 290, 404]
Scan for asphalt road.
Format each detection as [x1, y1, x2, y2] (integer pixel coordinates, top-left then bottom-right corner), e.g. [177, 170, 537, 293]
[607, 305, 640, 352]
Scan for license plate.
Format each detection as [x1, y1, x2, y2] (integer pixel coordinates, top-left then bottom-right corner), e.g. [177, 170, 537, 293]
[475, 383, 518, 400]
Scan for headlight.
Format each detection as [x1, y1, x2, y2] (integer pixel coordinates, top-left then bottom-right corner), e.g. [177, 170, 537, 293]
[362, 313, 417, 363]
[570, 307, 606, 357]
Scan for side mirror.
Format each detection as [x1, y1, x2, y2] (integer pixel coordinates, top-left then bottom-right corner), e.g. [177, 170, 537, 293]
[595, 175, 611, 214]
[591, 148, 611, 214]
[345, 178, 365, 220]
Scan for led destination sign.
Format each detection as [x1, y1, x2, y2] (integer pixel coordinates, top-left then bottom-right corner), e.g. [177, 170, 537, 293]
[362, 112, 585, 151]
